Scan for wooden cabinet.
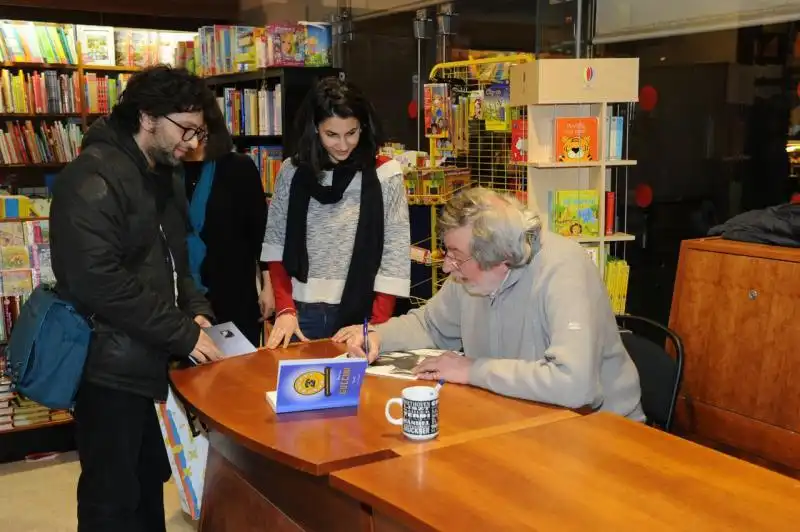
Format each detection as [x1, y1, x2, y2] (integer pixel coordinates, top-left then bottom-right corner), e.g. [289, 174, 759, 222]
[669, 237, 800, 476]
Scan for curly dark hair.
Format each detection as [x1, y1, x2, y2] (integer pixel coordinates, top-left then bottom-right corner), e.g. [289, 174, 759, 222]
[292, 76, 384, 176]
[111, 65, 216, 134]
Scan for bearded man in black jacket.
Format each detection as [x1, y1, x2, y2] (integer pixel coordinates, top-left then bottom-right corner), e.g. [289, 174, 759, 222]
[50, 66, 223, 532]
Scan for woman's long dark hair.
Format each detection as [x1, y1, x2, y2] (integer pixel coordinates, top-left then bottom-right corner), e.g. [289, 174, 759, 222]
[292, 76, 384, 176]
[202, 100, 234, 160]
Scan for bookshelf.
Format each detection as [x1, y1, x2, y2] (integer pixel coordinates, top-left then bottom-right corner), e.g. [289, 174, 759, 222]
[509, 58, 639, 277]
[507, 58, 639, 315]
[0, 215, 72, 461]
[0, 21, 197, 178]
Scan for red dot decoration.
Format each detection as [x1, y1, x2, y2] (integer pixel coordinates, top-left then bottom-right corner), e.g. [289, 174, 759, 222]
[408, 100, 418, 119]
[639, 85, 658, 111]
[635, 183, 654, 208]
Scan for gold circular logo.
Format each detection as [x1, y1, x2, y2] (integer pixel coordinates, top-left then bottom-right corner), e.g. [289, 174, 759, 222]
[293, 371, 326, 395]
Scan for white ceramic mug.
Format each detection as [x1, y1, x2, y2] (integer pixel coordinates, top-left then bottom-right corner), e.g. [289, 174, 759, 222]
[384, 385, 439, 441]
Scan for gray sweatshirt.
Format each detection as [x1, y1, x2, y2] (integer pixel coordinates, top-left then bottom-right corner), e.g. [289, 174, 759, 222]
[376, 232, 645, 420]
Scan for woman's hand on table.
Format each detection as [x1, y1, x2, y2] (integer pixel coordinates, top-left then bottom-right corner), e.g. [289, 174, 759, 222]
[266, 312, 308, 349]
[332, 326, 381, 363]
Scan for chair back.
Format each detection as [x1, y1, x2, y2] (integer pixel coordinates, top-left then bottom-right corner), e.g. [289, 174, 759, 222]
[616, 314, 684, 432]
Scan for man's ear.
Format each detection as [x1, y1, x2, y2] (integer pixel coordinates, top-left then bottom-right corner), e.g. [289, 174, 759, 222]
[140, 112, 156, 133]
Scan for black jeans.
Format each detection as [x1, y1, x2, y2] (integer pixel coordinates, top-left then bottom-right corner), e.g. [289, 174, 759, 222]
[74, 381, 172, 532]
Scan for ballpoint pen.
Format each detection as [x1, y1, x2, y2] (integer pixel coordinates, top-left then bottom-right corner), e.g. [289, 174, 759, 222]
[363, 317, 370, 358]
[434, 379, 445, 393]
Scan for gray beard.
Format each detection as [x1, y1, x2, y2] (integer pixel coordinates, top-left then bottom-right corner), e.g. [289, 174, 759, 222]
[148, 146, 180, 167]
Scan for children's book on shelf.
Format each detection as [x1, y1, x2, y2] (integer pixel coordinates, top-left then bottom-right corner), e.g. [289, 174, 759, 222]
[0, 120, 83, 166]
[484, 81, 511, 132]
[468, 90, 484, 120]
[266, 23, 304, 67]
[75, 25, 115, 66]
[607, 115, 624, 160]
[0, 69, 80, 115]
[549, 189, 600, 237]
[0, 20, 78, 64]
[605, 257, 630, 314]
[424, 83, 450, 138]
[300, 22, 331, 67]
[218, 84, 282, 137]
[245, 145, 282, 196]
[265, 357, 368, 414]
[511, 119, 527, 162]
[554, 117, 599, 163]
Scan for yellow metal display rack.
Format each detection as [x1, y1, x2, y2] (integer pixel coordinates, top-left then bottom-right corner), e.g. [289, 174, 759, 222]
[408, 53, 535, 304]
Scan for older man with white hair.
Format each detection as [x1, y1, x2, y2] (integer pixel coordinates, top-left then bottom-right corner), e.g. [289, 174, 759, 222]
[334, 187, 644, 420]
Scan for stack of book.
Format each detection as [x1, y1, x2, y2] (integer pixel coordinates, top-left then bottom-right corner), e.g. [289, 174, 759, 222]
[0, 217, 52, 342]
[218, 85, 282, 137]
[0, 68, 80, 115]
[83, 73, 133, 114]
[0, 120, 83, 165]
[197, 22, 332, 76]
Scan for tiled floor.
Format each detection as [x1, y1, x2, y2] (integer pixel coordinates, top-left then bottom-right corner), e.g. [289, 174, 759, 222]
[0, 452, 196, 532]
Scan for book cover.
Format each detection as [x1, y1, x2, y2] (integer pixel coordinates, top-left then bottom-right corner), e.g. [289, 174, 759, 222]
[0, 245, 30, 270]
[550, 189, 600, 237]
[484, 81, 510, 132]
[607, 116, 623, 159]
[300, 22, 331, 66]
[266, 357, 368, 414]
[468, 90, 484, 120]
[510, 119, 527, 162]
[204, 321, 256, 358]
[266, 24, 304, 67]
[554, 117, 599, 163]
[423, 83, 450, 138]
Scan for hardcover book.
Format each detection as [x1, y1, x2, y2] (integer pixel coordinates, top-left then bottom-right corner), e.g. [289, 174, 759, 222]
[265, 357, 368, 414]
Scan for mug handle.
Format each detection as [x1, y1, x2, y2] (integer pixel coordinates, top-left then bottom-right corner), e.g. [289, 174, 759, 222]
[384, 398, 403, 426]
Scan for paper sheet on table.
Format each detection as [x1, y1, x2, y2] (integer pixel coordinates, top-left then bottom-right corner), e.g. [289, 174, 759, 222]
[338, 349, 464, 380]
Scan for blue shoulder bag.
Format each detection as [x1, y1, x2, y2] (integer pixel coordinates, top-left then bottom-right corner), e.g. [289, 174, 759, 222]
[6, 284, 93, 409]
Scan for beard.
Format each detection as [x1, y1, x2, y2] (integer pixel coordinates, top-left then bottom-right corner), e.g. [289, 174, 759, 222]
[147, 144, 181, 167]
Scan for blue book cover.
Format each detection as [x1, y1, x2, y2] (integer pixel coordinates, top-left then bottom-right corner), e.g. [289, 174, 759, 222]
[265, 357, 368, 414]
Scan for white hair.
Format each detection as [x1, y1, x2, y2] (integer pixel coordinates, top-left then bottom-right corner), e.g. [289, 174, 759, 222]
[439, 187, 542, 269]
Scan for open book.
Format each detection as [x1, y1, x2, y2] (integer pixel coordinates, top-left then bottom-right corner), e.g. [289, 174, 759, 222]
[338, 349, 464, 381]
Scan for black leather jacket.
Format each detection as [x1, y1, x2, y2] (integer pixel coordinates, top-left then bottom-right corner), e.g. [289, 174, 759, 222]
[50, 117, 213, 400]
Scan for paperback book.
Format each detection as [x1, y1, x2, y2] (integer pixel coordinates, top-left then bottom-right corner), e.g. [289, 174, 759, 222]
[265, 357, 368, 414]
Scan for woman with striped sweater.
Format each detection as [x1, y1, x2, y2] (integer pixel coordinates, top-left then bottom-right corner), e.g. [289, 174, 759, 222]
[261, 77, 410, 347]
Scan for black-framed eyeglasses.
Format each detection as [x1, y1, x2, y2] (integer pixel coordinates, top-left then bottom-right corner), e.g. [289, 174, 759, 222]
[163, 115, 208, 143]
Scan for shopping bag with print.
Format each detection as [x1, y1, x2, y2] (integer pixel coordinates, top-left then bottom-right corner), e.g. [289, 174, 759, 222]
[154, 387, 209, 521]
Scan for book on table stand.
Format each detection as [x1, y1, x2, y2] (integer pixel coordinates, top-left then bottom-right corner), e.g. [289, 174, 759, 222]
[265, 357, 368, 414]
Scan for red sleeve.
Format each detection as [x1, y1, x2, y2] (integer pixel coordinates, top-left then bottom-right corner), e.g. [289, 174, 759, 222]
[370, 155, 397, 324]
[371, 292, 395, 324]
[267, 261, 295, 314]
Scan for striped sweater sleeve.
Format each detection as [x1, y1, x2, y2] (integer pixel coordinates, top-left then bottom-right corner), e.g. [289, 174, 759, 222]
[261, 158, 295, 262]
[375, 162, 411, 298]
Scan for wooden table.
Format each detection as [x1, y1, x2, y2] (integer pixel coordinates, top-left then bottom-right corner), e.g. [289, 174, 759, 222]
[331, 411, 800, 531]
[170, 340, 577, 531]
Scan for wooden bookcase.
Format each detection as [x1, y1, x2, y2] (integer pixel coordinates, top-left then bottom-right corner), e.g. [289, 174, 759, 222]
[509, 58, 639, 277]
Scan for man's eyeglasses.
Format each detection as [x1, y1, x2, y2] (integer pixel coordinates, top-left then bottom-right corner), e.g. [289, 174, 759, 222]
[442, 249, 473, 272]
[163, 115, 208, 143]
